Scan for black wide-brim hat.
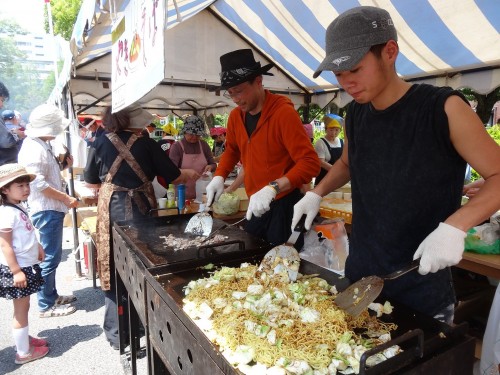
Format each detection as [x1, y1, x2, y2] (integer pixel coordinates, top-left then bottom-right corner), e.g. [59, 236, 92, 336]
[215, 49, 274, 91]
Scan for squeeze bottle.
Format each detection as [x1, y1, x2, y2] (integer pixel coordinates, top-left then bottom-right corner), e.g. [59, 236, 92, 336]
[177, 184, 186, 211]
[166, 184, 176, 208]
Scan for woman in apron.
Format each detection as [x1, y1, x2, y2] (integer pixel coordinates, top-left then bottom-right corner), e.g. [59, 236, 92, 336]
[84, 104, 197, 350]
[314, 114, 344, 186]
[169, 115, 217, 199]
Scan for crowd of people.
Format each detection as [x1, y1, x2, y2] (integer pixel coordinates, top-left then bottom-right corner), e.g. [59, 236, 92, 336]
[0, 4, 499, 372]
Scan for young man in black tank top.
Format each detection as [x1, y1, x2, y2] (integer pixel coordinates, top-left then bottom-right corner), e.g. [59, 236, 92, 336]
[292, 6, 500, 323]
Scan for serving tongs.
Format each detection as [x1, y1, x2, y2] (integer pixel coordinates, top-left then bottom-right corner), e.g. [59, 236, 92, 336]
[334, 259, 420, 317]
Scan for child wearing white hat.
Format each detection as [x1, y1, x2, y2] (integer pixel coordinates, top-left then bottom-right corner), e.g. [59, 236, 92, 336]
[0, 163, 49, 364]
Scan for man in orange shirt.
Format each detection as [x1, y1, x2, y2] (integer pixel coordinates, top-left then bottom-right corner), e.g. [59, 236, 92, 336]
[206, 49, 320, 248]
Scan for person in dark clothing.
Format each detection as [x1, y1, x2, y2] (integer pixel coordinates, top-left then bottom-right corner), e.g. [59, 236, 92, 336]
[157, 123, 178, 157]
[314, 114, 344, 186]
[84, 104, 197, 350]
[209, 126, 226, 162]
[81, 118, 105, 146]
[293, 6, 500, 324]
[0, 82, 22, 165]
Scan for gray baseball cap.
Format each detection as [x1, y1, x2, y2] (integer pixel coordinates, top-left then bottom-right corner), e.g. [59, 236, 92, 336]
[314, 6, 397, 78]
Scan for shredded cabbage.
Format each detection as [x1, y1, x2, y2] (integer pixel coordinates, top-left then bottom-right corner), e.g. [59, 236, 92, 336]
[213, 192, 240, 215]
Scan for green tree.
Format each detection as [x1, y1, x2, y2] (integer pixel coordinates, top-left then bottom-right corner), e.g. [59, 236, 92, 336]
[213, 114, 229, 126]
[459, 87, 500, 125]
[44, 0, 82, 41]
[298, 103, 323, 124]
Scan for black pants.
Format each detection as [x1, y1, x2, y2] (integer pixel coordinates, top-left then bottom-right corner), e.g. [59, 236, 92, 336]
[103, 259, 129, 348]
[244, 189, 304, 250]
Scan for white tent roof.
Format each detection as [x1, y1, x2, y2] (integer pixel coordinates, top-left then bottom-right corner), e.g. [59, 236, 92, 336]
[52, 0, 500, 115]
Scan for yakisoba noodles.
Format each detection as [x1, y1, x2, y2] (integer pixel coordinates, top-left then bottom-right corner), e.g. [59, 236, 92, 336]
[183, 263, 398, 372]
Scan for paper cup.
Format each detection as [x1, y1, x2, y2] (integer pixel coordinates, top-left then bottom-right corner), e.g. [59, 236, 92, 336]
[157, 198, 168, 209]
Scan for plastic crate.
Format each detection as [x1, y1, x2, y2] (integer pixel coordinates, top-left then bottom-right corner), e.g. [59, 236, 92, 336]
[319, 207, 352, 224]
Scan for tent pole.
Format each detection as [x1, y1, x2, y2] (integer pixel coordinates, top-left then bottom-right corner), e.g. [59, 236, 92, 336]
[64, 133, 82, 277]
[62, 86, 83, 278]
[312, 92, 339, 122]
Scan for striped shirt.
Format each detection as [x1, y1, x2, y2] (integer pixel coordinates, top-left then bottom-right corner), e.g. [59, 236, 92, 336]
[18, 137, 68, 216]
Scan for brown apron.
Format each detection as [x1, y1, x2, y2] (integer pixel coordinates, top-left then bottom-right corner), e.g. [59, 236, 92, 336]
[96, 133, 157, 291]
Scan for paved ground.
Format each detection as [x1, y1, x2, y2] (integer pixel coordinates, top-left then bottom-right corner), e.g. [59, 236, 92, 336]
[0, 227, 485, 375]
[0, 227, 147, 374]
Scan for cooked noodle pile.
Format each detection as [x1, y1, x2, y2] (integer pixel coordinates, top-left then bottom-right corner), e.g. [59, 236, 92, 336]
[183, 264, 397, 370]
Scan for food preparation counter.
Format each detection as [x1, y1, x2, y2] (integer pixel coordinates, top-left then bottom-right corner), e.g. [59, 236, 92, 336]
[457, 252, 500, 280]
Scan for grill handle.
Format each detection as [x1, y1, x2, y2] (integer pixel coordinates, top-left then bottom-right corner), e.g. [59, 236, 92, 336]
[358, 329, 424, 375]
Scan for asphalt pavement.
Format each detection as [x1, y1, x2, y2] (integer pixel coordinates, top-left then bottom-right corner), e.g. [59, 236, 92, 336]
[0, 227, 147, 374]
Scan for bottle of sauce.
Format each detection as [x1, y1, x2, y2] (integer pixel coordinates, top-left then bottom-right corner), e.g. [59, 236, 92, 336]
[167, 184, 176, 208]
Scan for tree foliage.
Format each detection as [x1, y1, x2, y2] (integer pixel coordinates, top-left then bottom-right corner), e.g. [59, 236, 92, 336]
[44, 0, 82, 41]
[0, 20, 54, 118]
[459, 87, 500, 124]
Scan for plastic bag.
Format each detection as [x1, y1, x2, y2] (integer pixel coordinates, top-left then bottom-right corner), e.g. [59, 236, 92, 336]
[464, 220, 500, 254]
[300, 218, 349, 275]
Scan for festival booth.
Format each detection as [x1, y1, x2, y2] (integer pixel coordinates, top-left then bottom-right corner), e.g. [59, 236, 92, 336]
[51, 0, 500, 120]
[50, 1, 500, 373]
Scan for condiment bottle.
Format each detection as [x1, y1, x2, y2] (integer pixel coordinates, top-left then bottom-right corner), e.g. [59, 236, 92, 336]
[177, 184, 185, 211]
[166, 184, 176, 208]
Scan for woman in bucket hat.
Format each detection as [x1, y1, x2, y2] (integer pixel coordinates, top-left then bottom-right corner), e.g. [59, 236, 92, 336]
[18, 104, 79, 319]
[314, 114, 344, 186]
[205, 49, 320, 248]
[0, 163, 50, 364]
[210, 126, 227, 163]
[169, 115, 216, 200]
[84, 104, 198, 350]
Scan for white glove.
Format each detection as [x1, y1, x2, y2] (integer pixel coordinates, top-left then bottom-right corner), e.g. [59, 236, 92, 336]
[291, 191, 322, 231]
[205, 176, 224, 206]
[413, 222, 466, 275]
[246, 185, 277, 220]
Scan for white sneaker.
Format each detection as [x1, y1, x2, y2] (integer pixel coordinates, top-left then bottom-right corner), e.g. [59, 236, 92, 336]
[39, 304, 77, 318]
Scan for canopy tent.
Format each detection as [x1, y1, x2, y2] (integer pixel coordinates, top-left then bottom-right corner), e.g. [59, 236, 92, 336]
[50, 0, 500, 117]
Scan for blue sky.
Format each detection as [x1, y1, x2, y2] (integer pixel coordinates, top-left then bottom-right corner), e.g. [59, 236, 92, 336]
[0, 0, 45, 34]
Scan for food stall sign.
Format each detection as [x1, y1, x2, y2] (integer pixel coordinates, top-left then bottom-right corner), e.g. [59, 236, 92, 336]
[111, 0, 165, 112]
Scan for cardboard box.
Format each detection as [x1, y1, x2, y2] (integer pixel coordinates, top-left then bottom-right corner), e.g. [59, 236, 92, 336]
[64, 206, 98, 231]
[233, 188, 249, 211]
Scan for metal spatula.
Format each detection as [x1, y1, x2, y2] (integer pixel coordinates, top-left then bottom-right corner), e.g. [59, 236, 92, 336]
[184, 212, 213, 236]
[258, 245, 301, 282]
[334, 259, 420, 317]
[257, 215, 307, 282]
[200, 217, 246, 244]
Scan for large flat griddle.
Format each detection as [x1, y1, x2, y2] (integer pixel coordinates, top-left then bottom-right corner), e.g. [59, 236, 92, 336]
[113, 213, 272, 268]
[145, 255, 474, 375]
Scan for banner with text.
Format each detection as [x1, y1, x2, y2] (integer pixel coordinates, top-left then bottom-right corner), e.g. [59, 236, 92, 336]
[111, 0, 164, 112]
